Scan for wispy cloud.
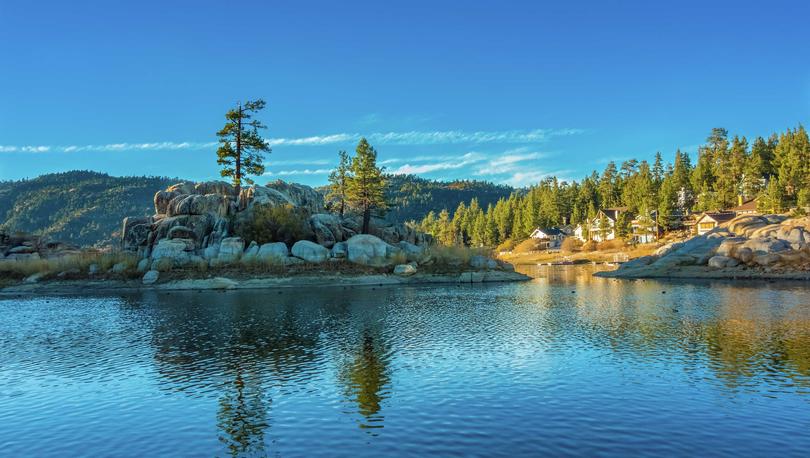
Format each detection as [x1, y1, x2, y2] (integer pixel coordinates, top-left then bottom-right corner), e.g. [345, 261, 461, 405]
[0, 127, 583, 154]
[265, 168, 332, 176]
[389, 152, 485, 175]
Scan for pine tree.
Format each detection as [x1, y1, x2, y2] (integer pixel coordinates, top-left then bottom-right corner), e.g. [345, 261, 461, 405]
[216, 99, 271, 196]
[326, 150, 352, 217]
[346, 138, 386, 234]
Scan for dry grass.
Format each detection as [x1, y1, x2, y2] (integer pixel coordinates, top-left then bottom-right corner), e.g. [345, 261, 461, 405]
[500, 239, 661, 265]
[0, 251, 140, 281]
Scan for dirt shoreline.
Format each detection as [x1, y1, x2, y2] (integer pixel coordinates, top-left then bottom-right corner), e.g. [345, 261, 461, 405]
[1, 270, 531, 295]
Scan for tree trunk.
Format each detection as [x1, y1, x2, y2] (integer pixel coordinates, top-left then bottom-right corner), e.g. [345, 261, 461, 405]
[362, 206, 371, 234]
[235, 102, 242, 197]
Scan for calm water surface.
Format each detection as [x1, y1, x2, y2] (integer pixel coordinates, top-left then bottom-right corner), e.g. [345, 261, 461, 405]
[2, 266, 810, 457]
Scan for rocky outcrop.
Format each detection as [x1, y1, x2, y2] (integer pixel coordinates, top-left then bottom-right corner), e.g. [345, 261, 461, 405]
[600, 214, 810, 279]
[120, 179, 442, 274]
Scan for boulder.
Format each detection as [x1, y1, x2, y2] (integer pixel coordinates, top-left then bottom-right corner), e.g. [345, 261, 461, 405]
[310, 213, 343, 248]
[216, 237, 245, 264]
[741, 237, 791, 255]
[111, 262, 128, 273]
[166, 194, 229, 217]
[88, 264, 100, 275]
[753, 253, 782, 266]
[715, 238, 746, 257]
[291, 240, 329, 263]
[728, 215, 771, 237]
[193, 181, 234, 197]
[257, 242, 289, 263]
[142, 270, 160, 285]
[346, 234, 395, 267]
[167, 225, 197, 240]
[331, 241, 348, 258]
[654, 242, 684, 257]
[152, 214, 216, 249]
[137, 258, 150, 273]
[121, 216, 152, 251]
[151, 238, 194, 266]
[708, 255, 739, 269]
[394, 263, 417, 276]
[265, 180, 325, 213]
[736, 247, 754, 263]
[397, 241, 424, 262]
[241, 241, 260, 262]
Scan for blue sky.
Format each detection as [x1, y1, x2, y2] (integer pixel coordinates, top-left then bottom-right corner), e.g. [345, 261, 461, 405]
[1, 0, 808, 187]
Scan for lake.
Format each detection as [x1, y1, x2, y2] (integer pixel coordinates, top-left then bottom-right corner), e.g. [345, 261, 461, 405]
[1, 266, 809, 457]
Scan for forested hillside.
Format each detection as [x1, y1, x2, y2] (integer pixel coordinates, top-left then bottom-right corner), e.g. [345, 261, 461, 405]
[0, 171, 178, 247]
[419, 125, 810, 247]
[383, 174, 513, 222]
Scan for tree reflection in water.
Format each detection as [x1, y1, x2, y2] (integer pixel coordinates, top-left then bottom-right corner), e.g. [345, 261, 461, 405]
[339, 329, 391, 430]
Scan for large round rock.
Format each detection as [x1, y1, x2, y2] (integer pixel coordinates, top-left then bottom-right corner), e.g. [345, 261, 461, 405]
[347, 234, 395, 267]
[291, 240, 329, 263]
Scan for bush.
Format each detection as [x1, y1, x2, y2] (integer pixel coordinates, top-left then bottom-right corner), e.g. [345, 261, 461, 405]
[234, 204, 313, 246]
[581, 240, 598, 252]
[560, 237, 581, 253]
[513, 238, 545, 253]
[597, 239, 626, 251]
[425, 244, 491, 268]
[496, 239, 517, 252]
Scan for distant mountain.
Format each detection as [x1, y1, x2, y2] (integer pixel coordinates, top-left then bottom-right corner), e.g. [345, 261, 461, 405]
[0, 171, 178, 247]
[0, 171, 514, 247]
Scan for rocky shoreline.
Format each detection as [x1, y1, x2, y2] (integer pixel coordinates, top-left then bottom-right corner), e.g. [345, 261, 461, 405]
[0, 269, 531, 295]
[597, 214, 810, 281]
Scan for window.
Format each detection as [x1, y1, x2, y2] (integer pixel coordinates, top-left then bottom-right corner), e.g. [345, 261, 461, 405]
[699, 222, 715, 230]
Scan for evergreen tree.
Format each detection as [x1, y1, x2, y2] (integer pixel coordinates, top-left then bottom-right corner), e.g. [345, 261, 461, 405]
[326, 150, 352, 217]
[346, 138, 386, 234]
[216, 99, 271, 196]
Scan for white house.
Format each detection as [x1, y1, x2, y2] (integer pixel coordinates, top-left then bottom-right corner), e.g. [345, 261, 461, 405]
[529, 227, 566, 248]
[575, 207, 627, 242]
[630, 211, 661, 244]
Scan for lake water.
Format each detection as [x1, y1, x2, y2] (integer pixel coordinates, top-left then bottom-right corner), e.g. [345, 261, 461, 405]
[1, 266, 809, 457]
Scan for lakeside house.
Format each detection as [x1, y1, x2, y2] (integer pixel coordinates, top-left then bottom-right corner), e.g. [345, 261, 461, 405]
[694, 212, 737, 235]
[630, 211, 661, 244]
[727, 196, 758, 215]
[528, 227, 566, 249]
[574, 207, 628, 242]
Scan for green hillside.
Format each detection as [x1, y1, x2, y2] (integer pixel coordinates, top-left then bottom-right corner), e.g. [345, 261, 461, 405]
[0, 171, 178, 247]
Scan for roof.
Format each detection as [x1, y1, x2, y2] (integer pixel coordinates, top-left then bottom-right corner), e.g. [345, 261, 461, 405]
[532, 227, 564, 236]
[728, 198, 757, 212]
[697, 212, 736, 224]
[599, 207, 628, 221]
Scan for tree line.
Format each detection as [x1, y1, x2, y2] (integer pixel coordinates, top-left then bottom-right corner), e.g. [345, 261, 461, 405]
[417, 125, 810, 247]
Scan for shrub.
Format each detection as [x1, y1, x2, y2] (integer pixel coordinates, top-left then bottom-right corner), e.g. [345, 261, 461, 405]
[560, 237, 581, 253]
[513, 238, 544, 253]
[425, 244, 491, 269]
[581, 240, 598, 252]
[597, 239, 626, 251]
[234, 204, 314, 246]
[496, 239, 517, 252]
